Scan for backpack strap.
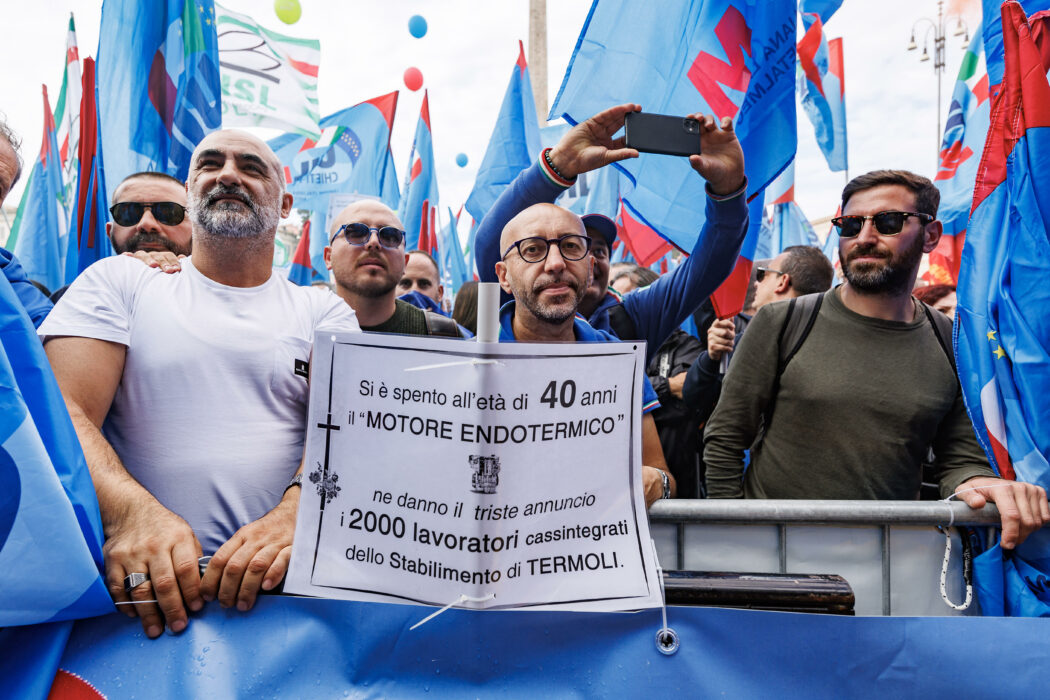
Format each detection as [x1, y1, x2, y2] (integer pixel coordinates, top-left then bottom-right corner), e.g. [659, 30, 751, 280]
[760, 291, 826, 437]
[423, 310, 464, 337]
[919, 300, 957, 375]
[777, 292, 824, 371]
[607, 302, 639, 341]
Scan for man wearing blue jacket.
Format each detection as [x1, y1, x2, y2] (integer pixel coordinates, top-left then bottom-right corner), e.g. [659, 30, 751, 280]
[0, 118, 52, 326]
[495, 201, 672, 507]
[474, 103, 748, 362]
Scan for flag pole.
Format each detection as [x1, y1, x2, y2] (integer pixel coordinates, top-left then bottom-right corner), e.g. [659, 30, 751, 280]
[528, 0, 548, 124]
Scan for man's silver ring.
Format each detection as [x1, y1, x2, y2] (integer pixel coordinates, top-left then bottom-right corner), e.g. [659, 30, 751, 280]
[123, 572, 150, 593]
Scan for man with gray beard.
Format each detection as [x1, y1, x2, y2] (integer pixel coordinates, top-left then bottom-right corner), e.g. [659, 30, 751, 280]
[40, 130, 359, 638]
[703, 170, 1048, 549]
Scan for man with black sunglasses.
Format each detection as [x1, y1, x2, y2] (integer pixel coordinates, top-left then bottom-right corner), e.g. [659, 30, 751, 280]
[704, 170, 1048, 549]
[107, 172, 192, 257]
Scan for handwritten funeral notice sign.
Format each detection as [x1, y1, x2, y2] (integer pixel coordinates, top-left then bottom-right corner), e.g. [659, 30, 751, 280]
[285, 332, 662, 612]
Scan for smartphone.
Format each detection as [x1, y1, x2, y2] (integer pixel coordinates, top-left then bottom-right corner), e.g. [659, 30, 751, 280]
[624, 112, 702, 157]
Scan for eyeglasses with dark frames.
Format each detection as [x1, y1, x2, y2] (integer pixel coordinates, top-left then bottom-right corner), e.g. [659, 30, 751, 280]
[501, 234, 592, 263]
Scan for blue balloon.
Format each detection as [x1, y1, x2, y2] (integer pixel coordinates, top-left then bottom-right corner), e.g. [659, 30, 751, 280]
[455, 153, 468, 168]
[408, 15, 428, 39]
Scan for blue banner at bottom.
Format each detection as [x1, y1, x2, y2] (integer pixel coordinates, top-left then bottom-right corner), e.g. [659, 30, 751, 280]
[46, 597, 1050, 698]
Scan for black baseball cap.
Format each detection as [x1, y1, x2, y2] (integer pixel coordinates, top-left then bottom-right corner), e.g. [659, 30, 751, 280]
[581, 213, 617, 247]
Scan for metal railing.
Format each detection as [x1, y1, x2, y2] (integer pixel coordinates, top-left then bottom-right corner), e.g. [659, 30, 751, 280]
[648, 500, 1011, 616]
[649, 499, 1003, 526]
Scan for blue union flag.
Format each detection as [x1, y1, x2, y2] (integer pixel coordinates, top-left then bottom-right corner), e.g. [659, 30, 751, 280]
[97, 0, 222, 192]
[957, 2, 1050, 490]
[927, 20, 991, 285]
[465, 41, 542, 227]
[11, 86, 67, 292]
[270, 91, 401, 280]
[399, 92, 440, 252]
[549, 0, 796, 317]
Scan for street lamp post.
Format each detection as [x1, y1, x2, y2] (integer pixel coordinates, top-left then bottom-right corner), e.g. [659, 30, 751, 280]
[907, 0, 970, 168]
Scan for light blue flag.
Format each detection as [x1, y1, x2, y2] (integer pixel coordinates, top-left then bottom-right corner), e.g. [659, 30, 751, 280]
[38, 596, 1050, 697]
[821, 219, 840, 265]
[798, 0, 843, 23]
[439, 207, 469, 295]
[756, 161, 819, 258]
[63, 58, 114, 284]
[96, 0, 222, 195]
[927, 20, 990, 285]
[12, 87, 67, 293]
[0, 268, 113, 700]
[956, 1, 1050, 492]
[269, 91, 401, 280]
[0, 275, 111, 628]
[981, 0, 1050, 91]
[550, 0, 797, 253]
[797, 14, 848, 172]
[464, 41, 542, 226]
[758, 202, 819, 260]
[399, 91, 440, 251]
[559, 161, 622, 220]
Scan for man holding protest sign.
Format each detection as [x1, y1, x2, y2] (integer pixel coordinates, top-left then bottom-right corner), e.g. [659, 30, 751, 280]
[41, 130, 359, 638]
[495, 202, 673, 506]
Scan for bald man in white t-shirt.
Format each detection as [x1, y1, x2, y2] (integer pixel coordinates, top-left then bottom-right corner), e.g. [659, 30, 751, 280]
[40, 131, 359, 639]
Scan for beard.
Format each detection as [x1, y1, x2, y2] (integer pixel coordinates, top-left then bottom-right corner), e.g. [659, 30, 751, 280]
[514, 272, 586, 325]
[188, 183, 279, 239]
[840, 231, 925, 296]
[342, 258, 399, 299]
[117, 231, 192, 257]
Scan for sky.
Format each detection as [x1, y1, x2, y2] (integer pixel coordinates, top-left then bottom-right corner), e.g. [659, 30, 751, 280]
[1, 0, 981, 239]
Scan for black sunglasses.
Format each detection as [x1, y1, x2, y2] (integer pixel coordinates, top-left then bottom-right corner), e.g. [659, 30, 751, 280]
[333, 223, 406, 249]
[110, 201, 186, 227]
[502, 234, 592, 263]
[755, 266, 784, 283]
[831, 211, 933, 238]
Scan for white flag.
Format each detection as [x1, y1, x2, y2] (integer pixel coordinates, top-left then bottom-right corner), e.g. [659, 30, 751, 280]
[53, 14, 81, 207]
[215, 3, 321, 139]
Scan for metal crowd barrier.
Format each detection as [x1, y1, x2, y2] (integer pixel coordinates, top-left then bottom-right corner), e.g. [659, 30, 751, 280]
[648, 500, 1008, 616]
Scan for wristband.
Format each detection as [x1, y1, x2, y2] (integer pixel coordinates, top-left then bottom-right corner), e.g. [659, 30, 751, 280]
[660, 470, 671, 500]
[284, 472, 303, 494]
[540, 148, 575, 187]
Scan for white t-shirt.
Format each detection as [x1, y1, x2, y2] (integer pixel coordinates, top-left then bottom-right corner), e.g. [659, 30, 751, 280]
[40, 255, 359, 553]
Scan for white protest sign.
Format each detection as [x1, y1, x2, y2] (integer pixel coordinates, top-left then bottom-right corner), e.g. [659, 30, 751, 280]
[285, 333, 662, 612]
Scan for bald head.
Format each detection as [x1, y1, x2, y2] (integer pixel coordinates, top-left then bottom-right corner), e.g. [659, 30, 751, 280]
[500, 203, 586, 253]
[191, 129, 284, 187]
[330, 200, 404, 242]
